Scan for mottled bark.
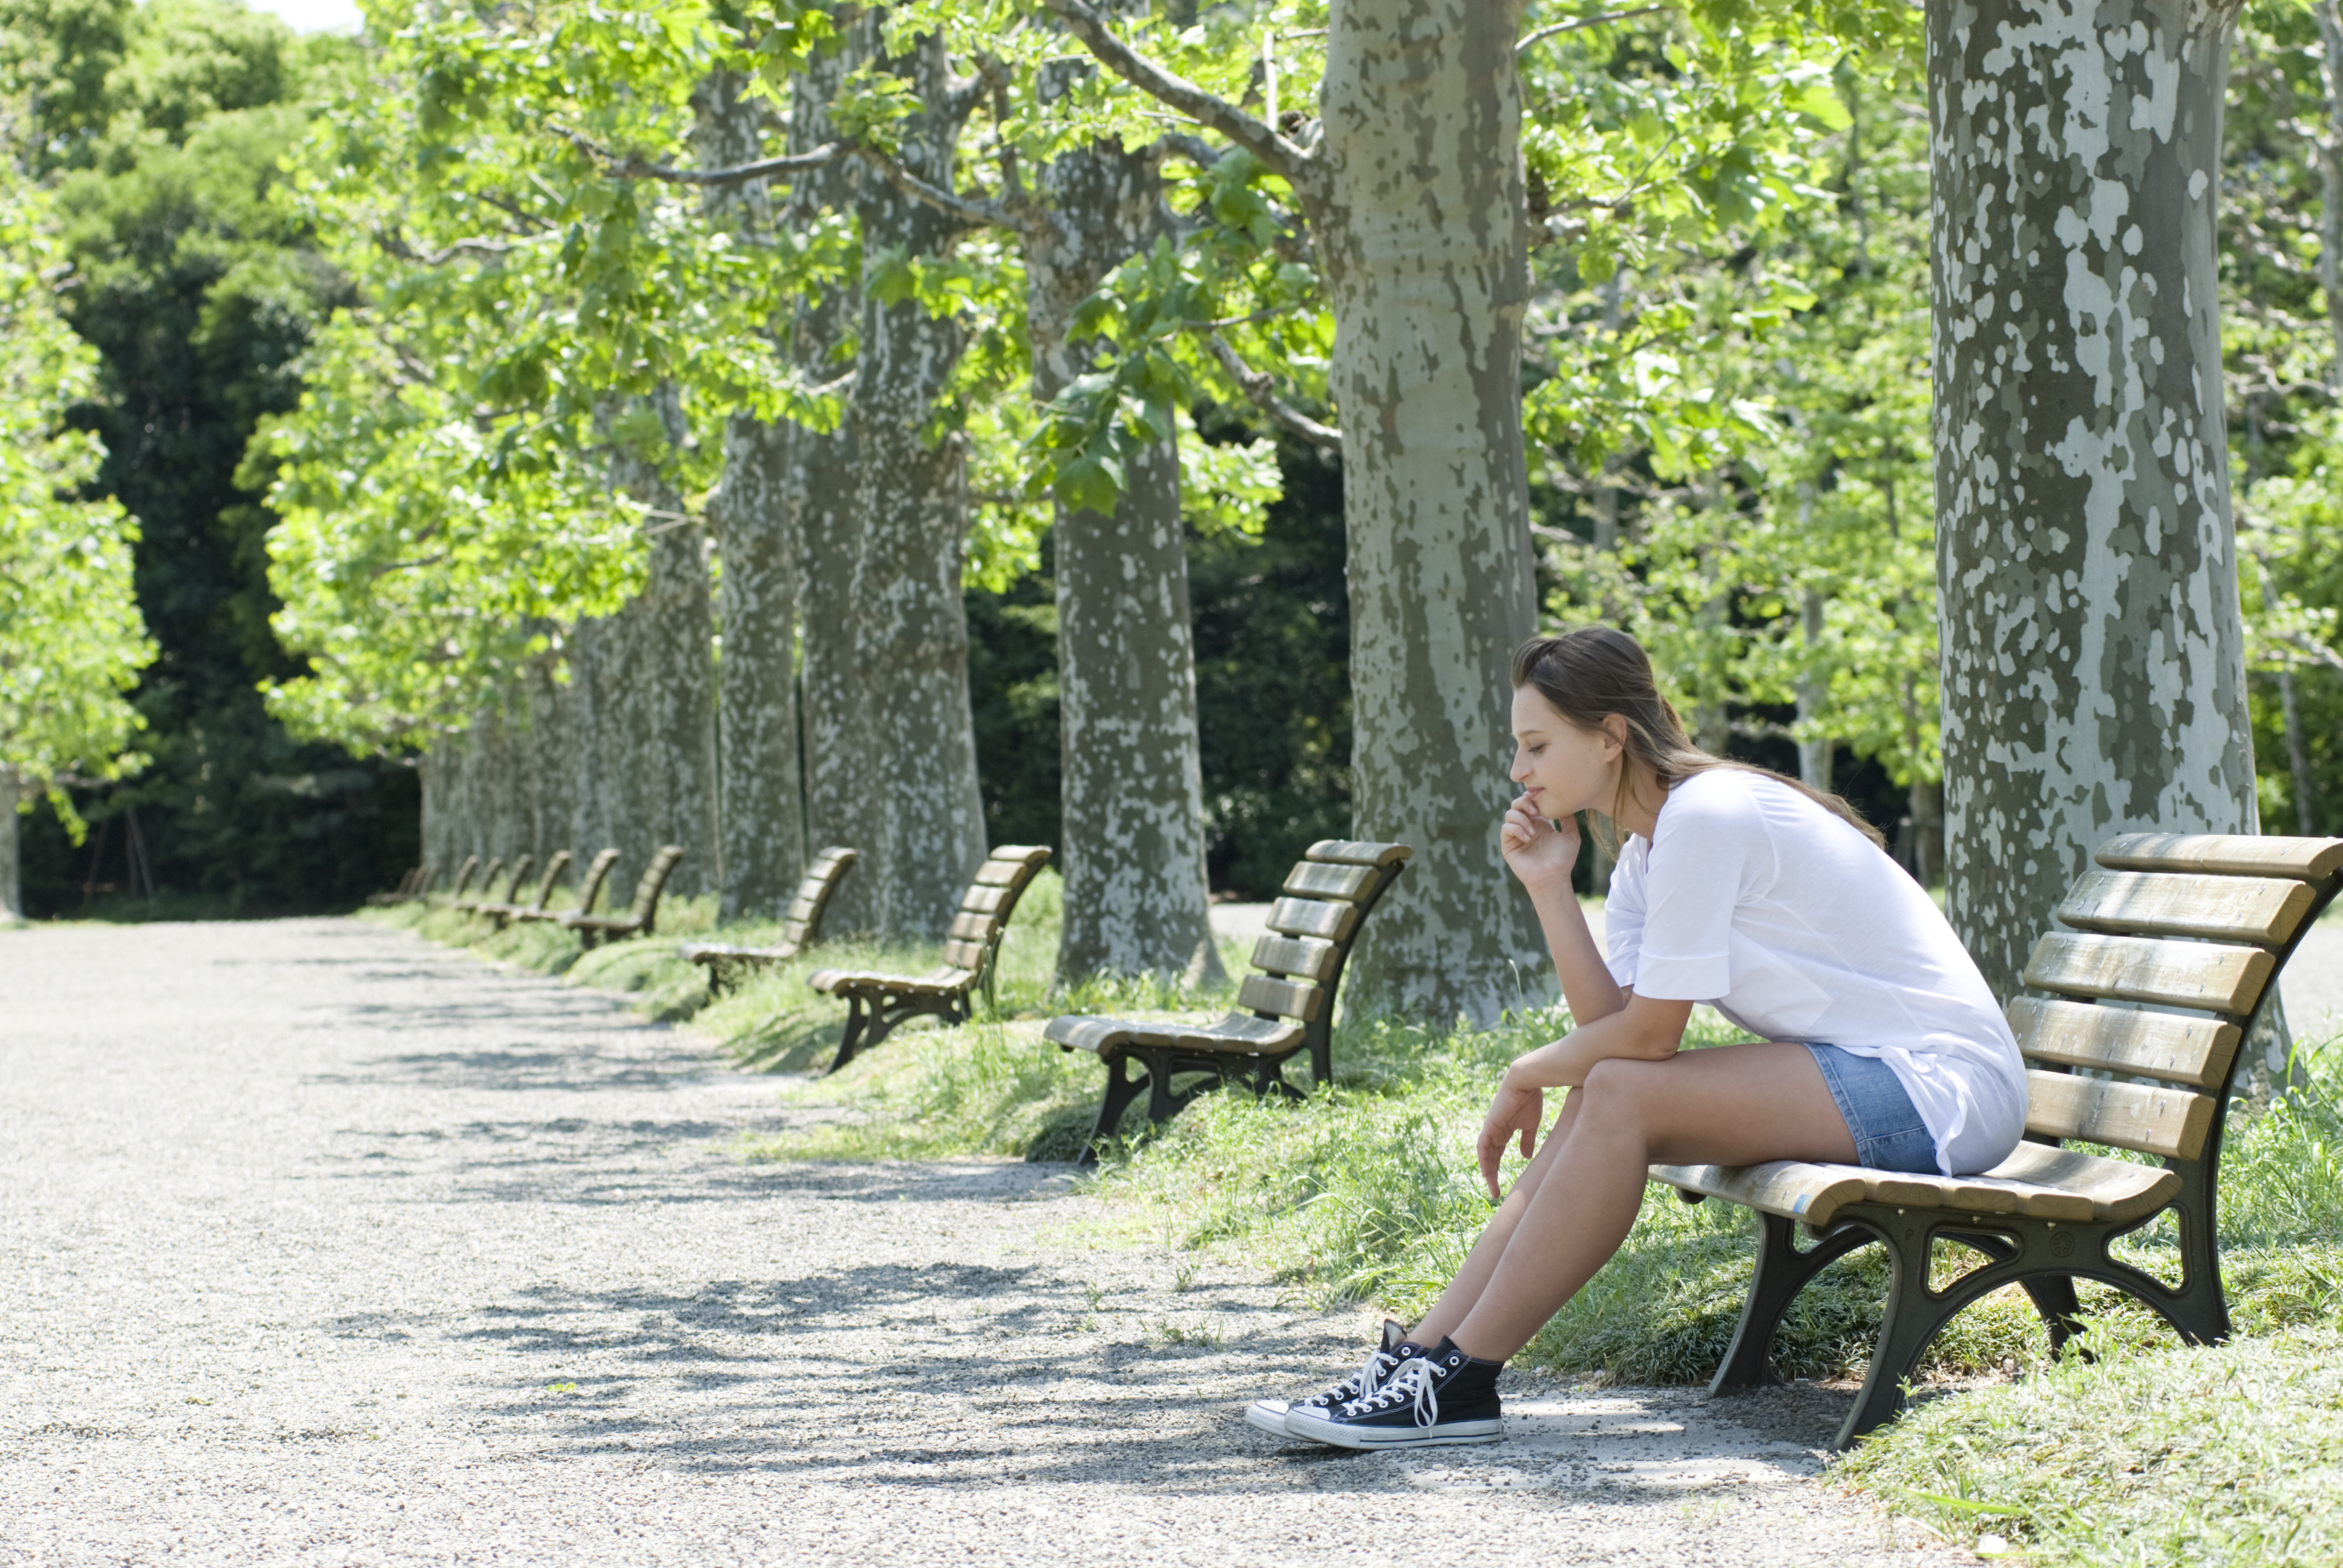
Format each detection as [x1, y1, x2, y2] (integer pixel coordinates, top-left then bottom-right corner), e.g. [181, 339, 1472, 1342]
[788, 44, 885, 936]
[847, 31, 989, 939]
[1, 775, 23, 921]
[608, 390, 721, 897]
[1031, 137, 1224, 983]
[698, 70, 808, 920]
[1931, 0, 2283, 1085]
[1313, 0, 1544, 1020]
[1796, 589, 1834, 789]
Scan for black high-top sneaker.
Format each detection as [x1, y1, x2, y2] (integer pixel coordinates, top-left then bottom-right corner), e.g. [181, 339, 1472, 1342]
[1242, 1320, 1421, 1438]
[1282, 1338, 1503, 1449]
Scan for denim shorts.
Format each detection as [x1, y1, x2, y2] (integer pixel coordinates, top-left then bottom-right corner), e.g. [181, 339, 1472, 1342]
[1804, 1044, 1939, 1173]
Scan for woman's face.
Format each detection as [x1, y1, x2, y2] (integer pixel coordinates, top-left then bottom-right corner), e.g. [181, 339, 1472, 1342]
[1508, 685, 1624, 820]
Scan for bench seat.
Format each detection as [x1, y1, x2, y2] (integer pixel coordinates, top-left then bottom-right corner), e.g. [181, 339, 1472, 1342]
[680, 849, 859, 993]
[1654, 1141, 2180, 1231]
[1045, 1011, 1305, 1058]
[808, 962, 972, 998]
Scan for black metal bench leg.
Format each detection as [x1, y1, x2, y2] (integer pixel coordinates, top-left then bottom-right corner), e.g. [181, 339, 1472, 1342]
[2022, 1273, 2086, 1357]
[825, 996, 873, 1075]
[1081, 1052, 1151, 1166]
[1837, 1222, 1941, 1448]
[1711, 1214, 1874, 1394]
[1143, 1050, 1184, 1128]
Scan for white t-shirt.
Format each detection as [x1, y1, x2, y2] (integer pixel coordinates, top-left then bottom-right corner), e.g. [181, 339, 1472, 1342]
[1602, 769, 2024, 1175]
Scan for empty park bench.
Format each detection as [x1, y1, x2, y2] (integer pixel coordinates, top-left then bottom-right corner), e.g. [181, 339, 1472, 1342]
[450, 856, 505, 913]
[1656, 831, 2343, 1448]
[808, 845, 1054, 1074]
[439, 855, 481, 905]
[1044, 839, 1412, 1161]
[454, 854, 532, 916]
[365, 864, 436, 906]
[513, 848, 618, 927]
[560, 845, 686, 949]
[478, 850, 574, 929]
[678, 847, 859, 995]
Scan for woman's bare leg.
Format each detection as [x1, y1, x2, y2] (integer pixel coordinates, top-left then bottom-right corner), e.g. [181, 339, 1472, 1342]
[1433, 1041, 1859, 1362]
[1404, 1091, 1586, 1347]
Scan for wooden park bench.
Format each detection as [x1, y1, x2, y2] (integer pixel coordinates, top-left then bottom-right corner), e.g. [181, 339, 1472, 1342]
[513, 848, 618, 927]
[808, 845, 1053, 1073]
[1044, 839, 1412, 1161]
[560, 845, 686, 948]
[450, 856, 505, 913]
[479, 850, 574, 929]
[441, 855, 482, 905]
[454, 854, 532, 916]
[1656, 831, 2343, 1448]
[365, 864, 436, 906]
[678, 847, 859, 995]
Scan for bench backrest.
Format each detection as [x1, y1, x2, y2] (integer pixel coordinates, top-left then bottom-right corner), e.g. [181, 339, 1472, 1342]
[626, 845, 688, 930]
[941, 846, 1054, 982]
[499, 854, 536, 903]
[525, 851, 573, 910]
[448, 855, 482, 900]
[393, 866, 421, 898]
[781, 847, 859, 949]
[473, 857, 505, 901]
[2017, 833, 2343, 1169]
[1237, 840, 1413, 1053]
[415, 864, 438, 898]
[574, 848, 621, 915]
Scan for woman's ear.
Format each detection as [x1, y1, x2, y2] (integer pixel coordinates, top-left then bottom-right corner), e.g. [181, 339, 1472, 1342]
[1601, 713, 1630, 759]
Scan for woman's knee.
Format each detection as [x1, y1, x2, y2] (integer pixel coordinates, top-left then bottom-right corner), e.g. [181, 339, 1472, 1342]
[1579, 1057, 1665, 1132]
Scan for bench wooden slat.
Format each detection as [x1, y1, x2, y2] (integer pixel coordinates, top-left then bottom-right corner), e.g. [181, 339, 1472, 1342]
[1044, 1010, 1305, 1057]
[963, 884, 1014, 915]
[2022, 932, 2275, 1014]
[786, 896, 822, 923]
[1305, 839, 1414, 869]
[1281, 862, 1378, 903]
[1265, 896, 1358, 943]
[2008, 996, 2241, 1088]
[948, 912, 999, 942]
[942, 938, 990, 970]
[2056, 869, 2315, 947]
[1238, 973, 1324, 1022]
[1250, 933, 1340, 984]
[2094, 832, 2343, 881]
[1654, 1143, 2179, 1229]
[2024, 1068, 2217, 1160]
[972, 860, 1024, 886]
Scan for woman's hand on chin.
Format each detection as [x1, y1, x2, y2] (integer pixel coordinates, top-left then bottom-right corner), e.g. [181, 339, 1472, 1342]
[1476, 1066, 1545, 1202]
[1501, 794, 1581, 892]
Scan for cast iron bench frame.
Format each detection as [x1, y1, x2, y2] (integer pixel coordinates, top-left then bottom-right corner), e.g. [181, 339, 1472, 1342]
[808, 845, 1053, 1074]
[1044, 839, 1411, 1163]
[1656, 832, 2343, 1448]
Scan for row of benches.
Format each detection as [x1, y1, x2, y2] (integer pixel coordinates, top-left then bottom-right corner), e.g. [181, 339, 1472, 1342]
[376, 829, 2343, 1445]
[383, 846, 688, 948]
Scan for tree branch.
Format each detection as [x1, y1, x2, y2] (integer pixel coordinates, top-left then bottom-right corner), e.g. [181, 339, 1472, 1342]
[1207, 333, 1339, 451]
[1043, 0, 1312, 189]
[847, 144, 1032, 238]
[566, 129, 840, 188]
[1516, 5, 1669, 51]
[2282, 631, 2343, 678]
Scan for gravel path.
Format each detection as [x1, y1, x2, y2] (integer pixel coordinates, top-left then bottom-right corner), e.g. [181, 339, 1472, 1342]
[1, 918, 1965, 1567]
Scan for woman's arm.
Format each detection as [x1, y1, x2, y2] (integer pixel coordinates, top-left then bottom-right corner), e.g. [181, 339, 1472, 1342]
[1473, 993, 1695, 1200]
[1501, 797, 1625, 1025]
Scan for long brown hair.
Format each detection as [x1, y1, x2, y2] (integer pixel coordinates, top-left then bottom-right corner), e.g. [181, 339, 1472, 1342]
[1512, 627, 1889, 853]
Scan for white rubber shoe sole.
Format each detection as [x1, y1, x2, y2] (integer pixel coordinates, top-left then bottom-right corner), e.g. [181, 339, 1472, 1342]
[1281, 1408, 1504, 1449]
[1244, 1399, 1297, 1437]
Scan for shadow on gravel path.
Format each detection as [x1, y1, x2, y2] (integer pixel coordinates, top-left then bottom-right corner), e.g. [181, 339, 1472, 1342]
[0, 916, 1967, 1567]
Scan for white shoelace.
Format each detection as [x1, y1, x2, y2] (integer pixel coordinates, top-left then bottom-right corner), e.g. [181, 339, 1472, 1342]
[1346, 1344, 1397, 1401]
[1345, 1354, 1444, 1426]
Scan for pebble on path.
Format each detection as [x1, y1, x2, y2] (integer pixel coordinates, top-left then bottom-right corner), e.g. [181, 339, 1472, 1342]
[1, 919, 1973, 1566]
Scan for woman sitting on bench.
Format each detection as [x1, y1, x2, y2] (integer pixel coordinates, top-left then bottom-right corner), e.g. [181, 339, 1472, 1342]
[1251, 626, 2025, 1451]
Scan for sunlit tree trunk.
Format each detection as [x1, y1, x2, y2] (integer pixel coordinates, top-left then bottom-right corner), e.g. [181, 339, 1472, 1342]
[847, 30, 989, 939]
[1930, 0, 2287, 1093]
[1, 773, 24, 921]
[697, 68, 807, 920]
[788, 43, 885, 936]
[1031, 138, 1224, 984]
[1317, 0, 1542, 1019]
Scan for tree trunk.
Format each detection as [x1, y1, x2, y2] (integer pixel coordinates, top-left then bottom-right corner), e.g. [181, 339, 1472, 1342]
[608, 390, 721, 898]
[1, 774, 23, 922]
[847, 31, 989, 939]
[2314, 0, 2343, 379]
[789, 43, 885, 936]
[1930, 0, 2281, 1088]
[697, 69, 807, 920]
[1315, 0, 1543, 1020]
[1031, 137, 1224, 984]
[566, 613, 617, 883]
[1796, 589, 1834, 789]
